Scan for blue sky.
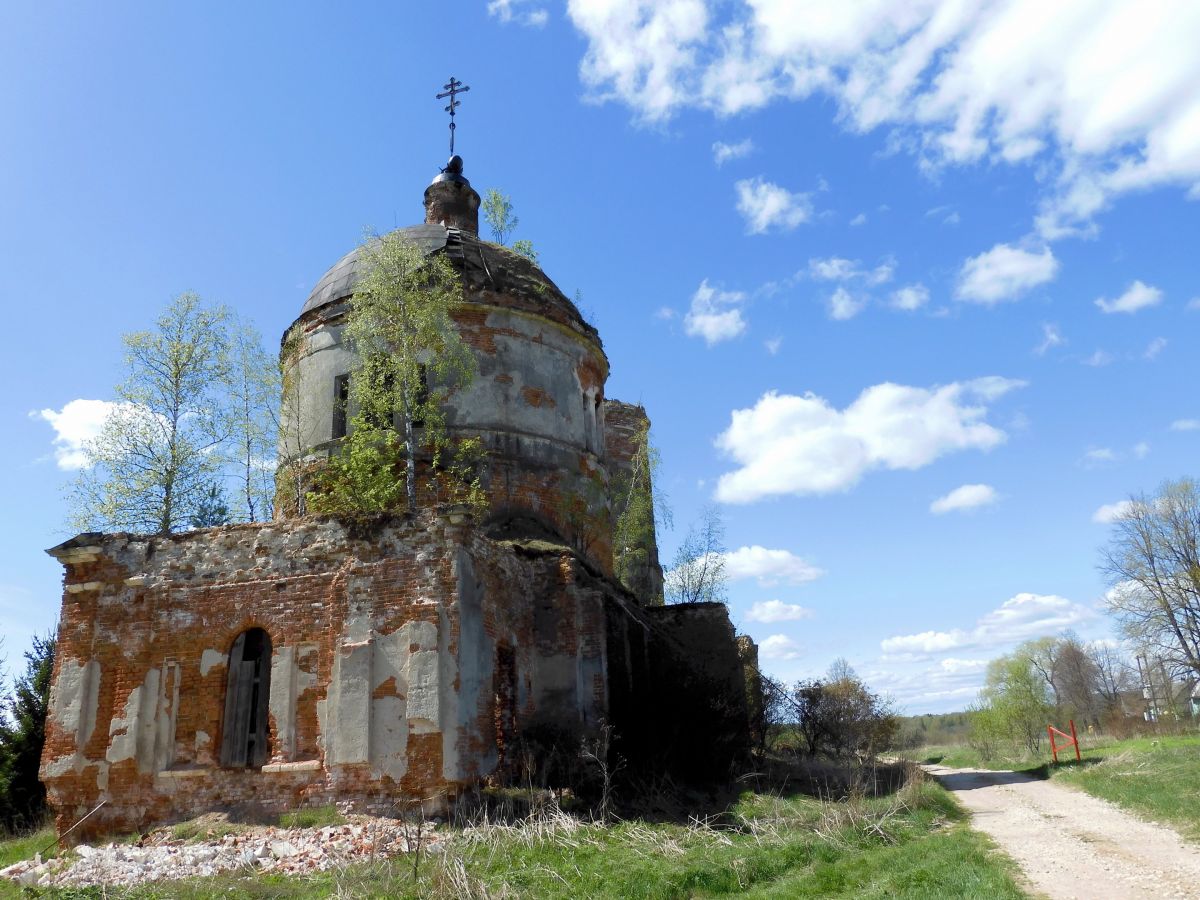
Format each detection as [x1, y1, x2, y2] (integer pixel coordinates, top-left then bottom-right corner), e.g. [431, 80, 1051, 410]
[3, 2, 1198, 712]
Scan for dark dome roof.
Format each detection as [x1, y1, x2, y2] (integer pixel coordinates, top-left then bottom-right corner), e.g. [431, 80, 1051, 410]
[299, 225, 598, 345]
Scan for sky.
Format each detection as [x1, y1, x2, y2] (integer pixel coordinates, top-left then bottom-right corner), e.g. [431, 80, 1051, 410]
[2, 1, 1199, 713]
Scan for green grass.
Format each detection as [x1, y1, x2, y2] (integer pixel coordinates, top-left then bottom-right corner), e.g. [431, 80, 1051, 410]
[914, 733, 1200, 840]
[0, 770, 1025, 898]
[1051, 734, 1200, 839]
[277, 805, 345, 830]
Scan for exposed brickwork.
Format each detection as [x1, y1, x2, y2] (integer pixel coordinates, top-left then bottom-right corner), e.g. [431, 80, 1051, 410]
[603, 401, 664, 603]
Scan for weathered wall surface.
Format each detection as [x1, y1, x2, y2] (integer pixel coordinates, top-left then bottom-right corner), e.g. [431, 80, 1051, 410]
[41, 514, 613, 841]
[603, 401, 664, 604]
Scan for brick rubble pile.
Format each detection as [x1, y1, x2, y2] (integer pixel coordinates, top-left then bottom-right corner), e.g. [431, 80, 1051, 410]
[1, 817, 441, 889]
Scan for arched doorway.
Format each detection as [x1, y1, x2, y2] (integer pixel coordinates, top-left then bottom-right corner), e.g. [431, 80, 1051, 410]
[219, 628, 272, 768]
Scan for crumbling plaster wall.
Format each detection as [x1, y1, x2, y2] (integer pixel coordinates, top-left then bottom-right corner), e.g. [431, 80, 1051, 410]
[41, 513, 617, 841]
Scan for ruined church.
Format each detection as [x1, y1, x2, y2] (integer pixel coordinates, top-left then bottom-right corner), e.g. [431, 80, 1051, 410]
[40, 137, 755, 840]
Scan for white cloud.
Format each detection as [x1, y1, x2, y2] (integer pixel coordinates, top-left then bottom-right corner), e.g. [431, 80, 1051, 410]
[567, 1, 1200, 236]
[1034, 323, 1064, 355]
[1144, 337, 1168, 360]
[713, 138, 754, 165]
[1188, 298, 1200, 311]
[1133, 441, 1151, 459]
[809, 257, 859, 281]
[746, 599, 815, 623]
[827, 287, 865, 321]
[930, 483, 998, 515]
[890, 284, 929, 311]
[725, 545, 824, 586]
[809, 256, 894, 285]
[655, 306, 677, 320]
[940, 658, 988, 675]
[849, 212, 867, 226]
[760, 634, 802, 661]
[1083, 350, 1113, 367]
[1083, 447, 1117, 465]
[684, 279, 747, 345]
[488, 0, 548, 27]
[956, 243, 1058, 304]
[1092, 500, 1133, 524]
[714, 377, 1024, 502]
[33, 399, 120, 470]
[882, 592, 1096, 654]
[1170, 418, 1200, 432]
[764, 336, 782, 355]
[1095, 280, 1163, 314]
[735, 177, 813, 233]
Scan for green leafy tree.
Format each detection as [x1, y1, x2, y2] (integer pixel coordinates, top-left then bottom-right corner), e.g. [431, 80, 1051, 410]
[72, 293, 232, 534]
[511, 239, 539, 264]
[975, 650, 1053, 754]
[277, 324, 312, 516]
[224, 318, 278, 522]
[309, 232, 478, 514]
[612, 421, 670, 603]
[0, 633, 55, 833]
[665, 505, 727, 604]
[189, 483, 232, 528]
[482, 189, 518, 246]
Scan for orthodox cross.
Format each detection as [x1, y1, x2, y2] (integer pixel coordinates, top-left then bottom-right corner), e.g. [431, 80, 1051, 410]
[436, 76, 470, 156]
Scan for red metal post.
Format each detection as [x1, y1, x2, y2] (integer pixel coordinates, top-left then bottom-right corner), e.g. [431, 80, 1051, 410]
[1048, 725, 1058, 763]
[1069, 719, 1081, 762]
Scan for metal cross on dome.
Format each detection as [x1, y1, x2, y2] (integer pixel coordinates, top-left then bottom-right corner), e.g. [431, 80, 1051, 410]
[436, 76, 470, 156]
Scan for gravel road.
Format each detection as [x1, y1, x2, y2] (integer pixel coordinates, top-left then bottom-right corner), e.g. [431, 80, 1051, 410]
[925, 764, 1200, 899]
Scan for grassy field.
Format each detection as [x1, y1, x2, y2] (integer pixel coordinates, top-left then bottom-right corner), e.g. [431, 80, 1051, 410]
[0, 767, 1025, 899]
[915, 733, 1200, 839]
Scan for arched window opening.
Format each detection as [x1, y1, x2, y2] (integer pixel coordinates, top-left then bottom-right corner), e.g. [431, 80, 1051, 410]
[220, 628, 272, 768]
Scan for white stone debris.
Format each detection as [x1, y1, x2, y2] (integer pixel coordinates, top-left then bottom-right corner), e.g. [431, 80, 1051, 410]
[0, 816, 441, 889]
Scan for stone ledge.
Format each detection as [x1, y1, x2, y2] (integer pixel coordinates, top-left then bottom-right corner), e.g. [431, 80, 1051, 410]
[155, 768, 211, 779]
[262, 760, 322, 774]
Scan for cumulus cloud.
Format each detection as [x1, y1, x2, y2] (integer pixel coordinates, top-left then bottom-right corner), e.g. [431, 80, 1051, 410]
[1170, 419, 1200, 432]
[956, 243, 1058, 304]
[735, 177, 813, 233]
[881, 592, 1096, 654]
[930, 484, 998, 515]
[1095, 280, 1163, 314]
[764, 336, 782, 355]
[760, 634, 802, 661]
[566, 0, 1200, 235]
[1083, 349, 1113, 367]
[1083, 447, 1117, 465]
[488, 0, 548, 27]
[890, 284, 929, 311]
[849, 212, 867, 226]
[713, 138, 754, 165]
[746, 599, 815, 623]
[1144, 337, 1168, 360]
[827, 287, 865, 321]
[684, 279, 747, 345]
[33, 399, 120, 470]
[725, 546, 824, 586]
[714, 377, 1025, 503]
[1092, 500, 1133, 524]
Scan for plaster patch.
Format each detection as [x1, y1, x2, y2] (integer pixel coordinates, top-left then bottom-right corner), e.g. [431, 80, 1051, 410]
[48, 657, 100, 751]
[370, 695, 408, 781]
[199, 649, 225, 677]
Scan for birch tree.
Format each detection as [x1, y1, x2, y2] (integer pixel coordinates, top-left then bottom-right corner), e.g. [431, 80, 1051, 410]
[665, 505, 728, 604]
[224, 318, 278, 521]
[308, 232, 477, 514]
[72, 293, 231, 533]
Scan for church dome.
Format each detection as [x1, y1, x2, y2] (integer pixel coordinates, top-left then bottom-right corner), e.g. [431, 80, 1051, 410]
[299, 223, 598, 344]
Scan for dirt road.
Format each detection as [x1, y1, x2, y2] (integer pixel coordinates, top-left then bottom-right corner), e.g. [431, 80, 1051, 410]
[925, 764, 1200, 899]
